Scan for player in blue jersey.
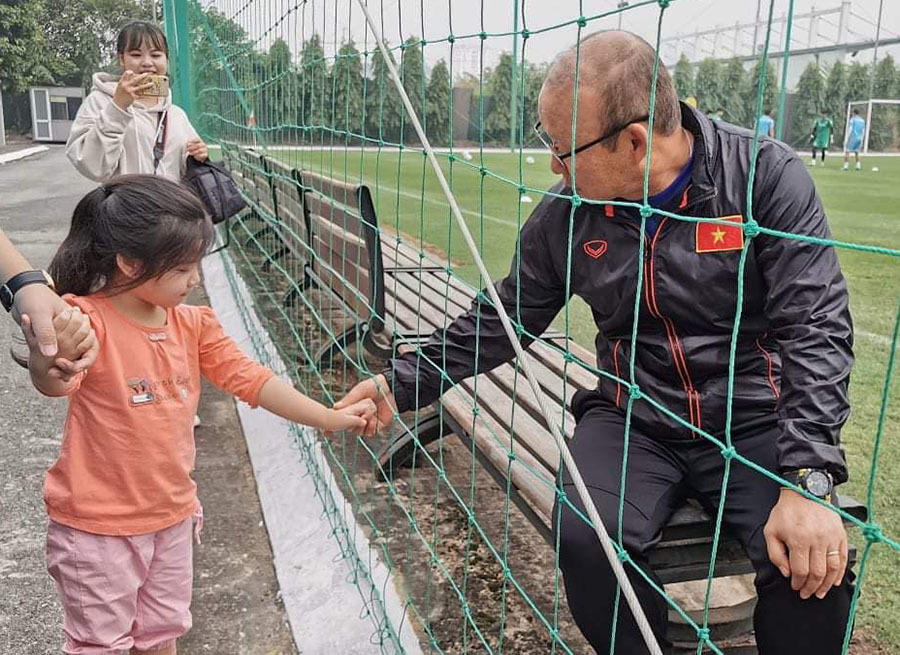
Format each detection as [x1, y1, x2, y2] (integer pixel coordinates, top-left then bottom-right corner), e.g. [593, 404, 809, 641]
[756, 109, 775, 138]
[843, 108, 866, 171]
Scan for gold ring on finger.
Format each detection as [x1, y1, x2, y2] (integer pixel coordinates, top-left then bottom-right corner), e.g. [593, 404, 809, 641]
[826, 551, 841, 557]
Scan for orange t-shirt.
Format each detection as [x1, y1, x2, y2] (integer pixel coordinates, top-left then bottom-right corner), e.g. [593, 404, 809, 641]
[43, 295, 274, 535]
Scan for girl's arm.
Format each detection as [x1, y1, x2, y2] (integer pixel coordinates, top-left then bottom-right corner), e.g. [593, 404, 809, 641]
[256, 376, 374, 433]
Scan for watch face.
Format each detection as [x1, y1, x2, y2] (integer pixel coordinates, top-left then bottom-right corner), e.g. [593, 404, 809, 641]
[806, 471, 831, 497]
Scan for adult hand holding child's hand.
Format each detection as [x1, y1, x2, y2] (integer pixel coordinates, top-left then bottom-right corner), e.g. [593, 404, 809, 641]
[334, 374, 397, 437]
[325, 399, 377, 436]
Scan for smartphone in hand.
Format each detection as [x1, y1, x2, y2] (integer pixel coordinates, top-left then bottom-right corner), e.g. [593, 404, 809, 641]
[138, 74, 170, 97]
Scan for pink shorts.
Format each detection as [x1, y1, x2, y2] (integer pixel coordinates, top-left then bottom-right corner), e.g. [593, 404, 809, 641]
[46, 512, 201, 654]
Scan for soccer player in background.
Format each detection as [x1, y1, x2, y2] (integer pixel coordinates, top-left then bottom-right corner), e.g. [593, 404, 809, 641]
[756, 109, 775, 138]
[810, 109, 834, 166]
[843, 108, 866, 171]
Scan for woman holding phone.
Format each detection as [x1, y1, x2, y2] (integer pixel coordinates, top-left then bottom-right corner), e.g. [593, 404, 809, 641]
[66, 21, 208, 182]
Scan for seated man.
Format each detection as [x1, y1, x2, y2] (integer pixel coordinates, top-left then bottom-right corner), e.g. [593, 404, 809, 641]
[340, 30, 854, 655]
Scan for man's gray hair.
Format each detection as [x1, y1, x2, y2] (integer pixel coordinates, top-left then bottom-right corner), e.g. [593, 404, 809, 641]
[545, 31, 681, 145]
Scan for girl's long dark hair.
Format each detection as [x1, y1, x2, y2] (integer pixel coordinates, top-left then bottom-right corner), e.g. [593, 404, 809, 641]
[50, 175, 214, 297]
[116, 21, 169, 57]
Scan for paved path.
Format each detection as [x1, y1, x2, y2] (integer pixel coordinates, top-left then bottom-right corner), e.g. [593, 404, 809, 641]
[0, 146, 296, 654]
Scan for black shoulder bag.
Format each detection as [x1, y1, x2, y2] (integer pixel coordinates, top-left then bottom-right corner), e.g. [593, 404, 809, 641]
[154, 112, 247, 248]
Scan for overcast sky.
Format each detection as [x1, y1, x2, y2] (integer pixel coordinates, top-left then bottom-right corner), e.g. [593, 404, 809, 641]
[210, 0, 900, 73]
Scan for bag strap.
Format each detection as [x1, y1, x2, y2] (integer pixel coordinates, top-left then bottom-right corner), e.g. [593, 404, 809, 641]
[152, 110, 169, 174]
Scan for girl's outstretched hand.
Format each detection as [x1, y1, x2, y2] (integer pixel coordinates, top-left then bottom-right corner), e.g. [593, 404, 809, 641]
[324, 399, 377, 436]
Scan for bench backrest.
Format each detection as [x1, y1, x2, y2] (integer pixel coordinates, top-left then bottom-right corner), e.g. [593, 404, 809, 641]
[298, 169, 384, 331]
[265, 157, 309, 261]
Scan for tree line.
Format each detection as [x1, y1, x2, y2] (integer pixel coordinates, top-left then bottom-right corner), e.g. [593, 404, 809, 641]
[673, 53, 900, 148]
[193, 7, 547, 147]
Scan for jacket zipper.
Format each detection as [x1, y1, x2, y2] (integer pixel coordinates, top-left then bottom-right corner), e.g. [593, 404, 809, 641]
[639, 217, 703, 431]
[612, 339, 623, 407]
[755, 332, 780, 400]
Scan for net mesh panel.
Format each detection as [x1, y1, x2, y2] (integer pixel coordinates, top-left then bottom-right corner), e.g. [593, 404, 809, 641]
[179, 0, 900, 652]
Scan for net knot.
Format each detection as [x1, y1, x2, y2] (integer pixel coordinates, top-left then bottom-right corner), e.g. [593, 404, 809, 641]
[563, 350, 577, 362]
[720, 446, 737, 461]
[628, 384, 642, 400]
[447, 153, 456, 162]
[507, 450, 517, 462]
[479, 166, 488, 177]
[557, 489, 568, 503]
[518, 184, 527, 195]
[479, 31, 488, 41]
[617, 549, 631, 564]
[400, 42, 408, 51]
[696, 628, 711, 642]
[576, 16, 587, 27]
[744, 219, 761, 238]
[447, 34, 455, 44]
[639, 204, 653, 219]
[570, 194, 583, 208]
[472, 406, 481, 417]
[515, 323, 525, 336]
[521, 29, 531, 40]
[420, 39, 427, 47]
[862, 523, 884, 543]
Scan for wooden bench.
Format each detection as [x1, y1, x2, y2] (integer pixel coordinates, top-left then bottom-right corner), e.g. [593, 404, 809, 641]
[294, 167, 568, 368]
[378, 336, 867, 653]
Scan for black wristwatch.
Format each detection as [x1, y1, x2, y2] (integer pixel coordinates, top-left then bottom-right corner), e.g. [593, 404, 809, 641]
[0, 269, 55, 312]
[782, 468, 834, 501]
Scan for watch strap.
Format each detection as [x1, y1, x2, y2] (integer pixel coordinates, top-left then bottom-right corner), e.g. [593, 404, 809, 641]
[782, 468, 833, 500]
[1, 270, 53, 312]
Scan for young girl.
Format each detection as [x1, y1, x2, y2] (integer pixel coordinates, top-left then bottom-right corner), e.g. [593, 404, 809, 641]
[66, 21, 207, 182]
[21, 175, 374, 655]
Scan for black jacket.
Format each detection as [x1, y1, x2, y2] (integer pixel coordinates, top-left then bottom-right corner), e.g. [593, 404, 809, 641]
[388, 104, 854, 483]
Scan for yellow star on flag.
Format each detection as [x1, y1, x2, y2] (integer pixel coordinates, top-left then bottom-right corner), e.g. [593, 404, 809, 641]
[711, 227, 726, 244]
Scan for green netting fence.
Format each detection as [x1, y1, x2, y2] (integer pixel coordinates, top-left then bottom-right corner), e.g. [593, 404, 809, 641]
[166, 0, 899, 652]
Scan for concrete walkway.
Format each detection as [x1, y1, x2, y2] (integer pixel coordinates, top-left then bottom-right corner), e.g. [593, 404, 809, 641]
[0, 146, 295, 654]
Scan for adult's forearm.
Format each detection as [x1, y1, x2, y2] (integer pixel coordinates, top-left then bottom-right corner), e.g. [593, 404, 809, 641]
[0, 228, 32, 282]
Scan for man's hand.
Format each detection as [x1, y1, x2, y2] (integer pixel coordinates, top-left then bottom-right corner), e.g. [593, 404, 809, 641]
[764, 488, 848, 600]
[334, 374, 397, 437]
[186, 139, 209, 162]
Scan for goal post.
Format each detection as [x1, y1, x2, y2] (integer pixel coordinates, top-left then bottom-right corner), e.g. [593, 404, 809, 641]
[845, 99, 900, 154]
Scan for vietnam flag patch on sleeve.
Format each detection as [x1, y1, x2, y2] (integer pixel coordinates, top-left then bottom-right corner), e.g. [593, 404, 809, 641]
[696, 215, 745, 253]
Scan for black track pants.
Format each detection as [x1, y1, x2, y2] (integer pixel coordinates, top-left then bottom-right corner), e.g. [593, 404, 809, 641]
[553, 392, 853, 655]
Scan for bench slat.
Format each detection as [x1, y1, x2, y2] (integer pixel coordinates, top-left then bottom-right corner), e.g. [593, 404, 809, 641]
[301, 170, 361, 212]
[440, 391, 557, 525]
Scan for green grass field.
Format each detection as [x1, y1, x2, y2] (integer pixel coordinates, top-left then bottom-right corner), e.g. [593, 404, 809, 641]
[270, 146, 900, 649]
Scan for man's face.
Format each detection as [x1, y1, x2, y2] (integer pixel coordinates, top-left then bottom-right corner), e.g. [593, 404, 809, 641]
[537, 88, 646, 201]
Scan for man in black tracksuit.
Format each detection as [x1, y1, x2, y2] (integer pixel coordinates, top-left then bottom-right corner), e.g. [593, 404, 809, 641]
[338, 31, 854, 654]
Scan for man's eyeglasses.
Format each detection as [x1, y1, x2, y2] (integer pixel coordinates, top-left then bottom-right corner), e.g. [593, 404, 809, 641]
[533, 114, 651, 171]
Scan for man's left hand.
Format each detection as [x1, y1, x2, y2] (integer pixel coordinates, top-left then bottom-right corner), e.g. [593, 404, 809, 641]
[764, 488, 848, 600]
